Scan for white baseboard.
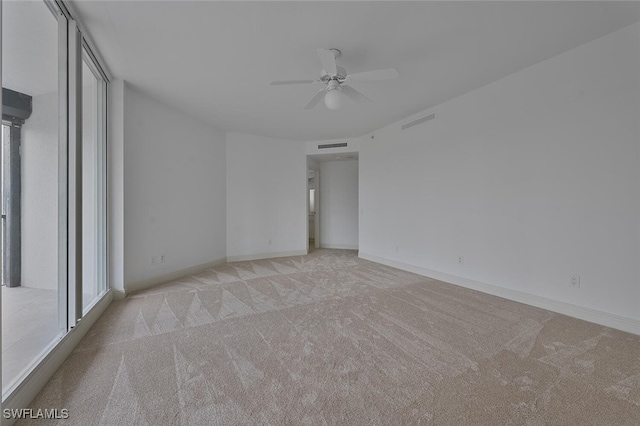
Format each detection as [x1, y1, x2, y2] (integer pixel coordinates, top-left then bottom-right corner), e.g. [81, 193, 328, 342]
[227, 250, 307, 262]
[320, 244, 359, 250]
[112, 289, 126, 300]
[126, 257, 227, 295]
[359, 252, 640, 336]
[2, 290, 114, 424]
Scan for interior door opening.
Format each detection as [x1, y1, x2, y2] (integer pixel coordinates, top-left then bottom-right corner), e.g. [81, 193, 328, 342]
[307, 168, 320, 252]
[307, 152, 359, 251]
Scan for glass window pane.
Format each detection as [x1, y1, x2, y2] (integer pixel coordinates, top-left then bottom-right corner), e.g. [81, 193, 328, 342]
[2, 1, 64, 395]
[81, 56, 106, 312]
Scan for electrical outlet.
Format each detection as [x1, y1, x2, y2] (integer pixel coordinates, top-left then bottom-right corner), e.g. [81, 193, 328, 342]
[268, 239, 273, 246]
[395, 246, 399, 253]
[570, 275, 580, 288]
[151, 255, 157, 265]
[160, 254, 166, 264]
[458, 255, 464, 265]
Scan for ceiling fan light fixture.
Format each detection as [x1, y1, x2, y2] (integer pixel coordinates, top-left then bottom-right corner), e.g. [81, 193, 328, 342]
[324, 88, 342, 110]
[270, 48, 398, 110]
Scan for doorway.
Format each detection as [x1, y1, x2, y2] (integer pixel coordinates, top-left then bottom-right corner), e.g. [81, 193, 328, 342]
[307, 168, 320, 252]
[306, 152, 359, 252]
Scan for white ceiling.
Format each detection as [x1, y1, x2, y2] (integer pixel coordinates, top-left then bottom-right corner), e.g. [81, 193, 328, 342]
[69, 1, 640, 141]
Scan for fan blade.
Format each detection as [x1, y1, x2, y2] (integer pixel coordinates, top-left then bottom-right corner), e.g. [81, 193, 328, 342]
[341, 85, 372, 105]
[270, 80, 317, 86]
[346, 68, 399, 82]
[304, 88, 327, 110]
[317, 48, 337, 76]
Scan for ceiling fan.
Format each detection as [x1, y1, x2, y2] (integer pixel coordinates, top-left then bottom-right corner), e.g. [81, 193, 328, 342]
[269, 48, 399, 110]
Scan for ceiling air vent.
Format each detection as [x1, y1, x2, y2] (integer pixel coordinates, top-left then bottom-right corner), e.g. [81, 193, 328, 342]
[318, 142, 347, 149]
[401, 112, 435, 131]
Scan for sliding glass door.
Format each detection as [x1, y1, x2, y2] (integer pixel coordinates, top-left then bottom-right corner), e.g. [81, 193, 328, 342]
[1, 0, 108, 398]
[1, 0, 65, 395]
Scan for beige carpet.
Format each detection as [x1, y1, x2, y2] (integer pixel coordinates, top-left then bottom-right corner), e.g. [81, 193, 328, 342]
[20, 249, 640, 425]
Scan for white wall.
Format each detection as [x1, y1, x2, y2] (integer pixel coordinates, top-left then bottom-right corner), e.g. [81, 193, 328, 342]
[319, 160, 359, 249]
[360, 22, 640, 323]
[21, 91, 58, 290]
[123, 84, 227, 288]
[226, 132, 307, 260]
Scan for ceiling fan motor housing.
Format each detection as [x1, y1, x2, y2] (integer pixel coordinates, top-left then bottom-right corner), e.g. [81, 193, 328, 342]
[326, 80, 341, 91]
[321, 66, 347, 82]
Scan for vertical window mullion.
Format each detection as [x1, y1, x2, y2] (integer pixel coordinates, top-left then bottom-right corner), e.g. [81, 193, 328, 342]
[67, 20, 82, 328]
